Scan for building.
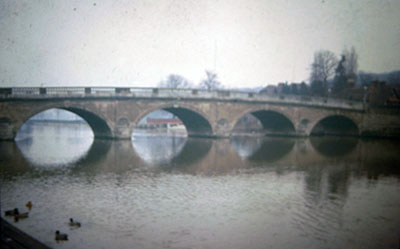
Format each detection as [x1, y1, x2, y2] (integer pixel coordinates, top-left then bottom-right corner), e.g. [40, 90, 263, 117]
[145, 118, 185, 130]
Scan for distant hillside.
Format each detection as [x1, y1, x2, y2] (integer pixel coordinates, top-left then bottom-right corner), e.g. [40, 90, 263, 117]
[358, 70, 400, 85]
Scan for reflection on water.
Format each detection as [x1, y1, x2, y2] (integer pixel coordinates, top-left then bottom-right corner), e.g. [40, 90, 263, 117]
[230, 136, 263, 158]
[15, 122, 94, 167]
[231, 136, 295, 163]
[310, 136, 358, 157]
[1, 122, 400, 249]
[169, 139, 212, 163]
[132, 128, 187, 138]
[132, 136, 187, 165]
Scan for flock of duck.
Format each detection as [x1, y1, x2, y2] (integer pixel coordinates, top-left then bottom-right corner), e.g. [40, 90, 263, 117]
[4, 201, 81, 242]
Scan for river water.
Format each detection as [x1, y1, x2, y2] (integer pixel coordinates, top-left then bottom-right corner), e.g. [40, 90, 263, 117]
[1, 122, 400, 249]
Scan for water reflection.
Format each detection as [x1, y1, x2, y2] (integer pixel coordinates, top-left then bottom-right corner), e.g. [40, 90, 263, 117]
[2, 124, 400, 249]
[72, 140, 112, 169]
[230, 136, 263, 158]
[131, 136, 187, 165]
[15, 122, 94, 168]
[293, 164, 351, 243]
[231, 136, 295, 163]
[167, 138, 212, 167]
[359, 139, 400, 180]
[166, 139, 244, 175]
[0, 141, 33, 176]
[310, 136, 358, 157]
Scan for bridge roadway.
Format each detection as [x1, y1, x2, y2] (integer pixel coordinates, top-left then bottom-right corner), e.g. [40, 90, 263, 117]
[0, 87, 399, 140]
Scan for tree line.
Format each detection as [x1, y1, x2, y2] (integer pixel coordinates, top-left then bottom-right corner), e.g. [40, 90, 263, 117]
[157, 47, 400, 103]
[308, 47, 400, 106]
[267, 47, 399, 101]
[158, 70, 221, 90]
[309, 47, 359, 96]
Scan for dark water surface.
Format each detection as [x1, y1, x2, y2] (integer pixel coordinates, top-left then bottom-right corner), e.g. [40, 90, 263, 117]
[1, 122, 400, 249]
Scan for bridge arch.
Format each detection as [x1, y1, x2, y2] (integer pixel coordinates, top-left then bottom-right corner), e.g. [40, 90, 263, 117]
[15, 106, 112, 139]
[232, 108, 296, 136]
[310, 115, 360, 136]
[133, 104, 213, 137]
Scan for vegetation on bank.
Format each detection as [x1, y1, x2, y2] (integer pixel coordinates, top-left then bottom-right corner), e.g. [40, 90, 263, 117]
[156, 47, 400, 108]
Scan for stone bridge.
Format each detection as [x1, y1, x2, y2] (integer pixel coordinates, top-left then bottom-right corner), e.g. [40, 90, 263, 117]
[0, 87, 399, 140]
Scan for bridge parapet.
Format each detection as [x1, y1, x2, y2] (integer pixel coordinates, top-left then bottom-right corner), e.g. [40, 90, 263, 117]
[0, 87, 364, 111]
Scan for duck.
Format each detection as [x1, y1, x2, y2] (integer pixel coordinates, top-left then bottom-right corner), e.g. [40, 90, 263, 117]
[13, 211, 29, 222]
[14, 212, 29, 219]
[26, 201, 33, 210]
[69, 218, 81, 227]
[55, 230, 68, 241]
[4, 208, 19, 216]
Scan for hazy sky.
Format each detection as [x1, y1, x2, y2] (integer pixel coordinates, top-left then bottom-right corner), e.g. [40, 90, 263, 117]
[1, 0, 399, 88]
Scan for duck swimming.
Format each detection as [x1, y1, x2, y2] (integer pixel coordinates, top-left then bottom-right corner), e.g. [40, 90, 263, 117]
[14, 212, 29, 219]
[26, 201, 32, 210]
[69, 218, 81, 227]
[4, 208, 19, 216]
[13, 211, 29, 222]
[55, 230, 68, 241]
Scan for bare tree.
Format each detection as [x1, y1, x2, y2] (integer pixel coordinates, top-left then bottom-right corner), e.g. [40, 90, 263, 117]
[158, 74, 191, 88]
[199, 70, 221, 90]
[309, 50, 338, 96]
[310, 50, 338, 84]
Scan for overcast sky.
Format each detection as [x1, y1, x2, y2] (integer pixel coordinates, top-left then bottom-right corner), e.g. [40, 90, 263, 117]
[1, 0, 399, 88]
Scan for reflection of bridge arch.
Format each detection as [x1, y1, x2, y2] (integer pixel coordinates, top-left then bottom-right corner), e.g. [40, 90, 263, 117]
[131, 137, 212, 168]
[14, 105, 112, 139]
[310, 137, 359, 157]
[231, 137, 295, 163]
[133, 104, 213, 137]
[72, 139, 112, 168]
[167, 138, 212, 168]
[310, 115, 359, 136]
[232, 108, 296, 136]
[15, 138, 113, 170]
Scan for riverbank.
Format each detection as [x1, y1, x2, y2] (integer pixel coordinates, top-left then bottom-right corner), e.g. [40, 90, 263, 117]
[0, 217, 51, 249]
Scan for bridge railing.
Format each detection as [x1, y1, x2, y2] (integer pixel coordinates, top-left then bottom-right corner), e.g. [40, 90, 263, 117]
[11, 87, 41, 95]
[46, 87, 86, 95]
[0, 87, 364, 110]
